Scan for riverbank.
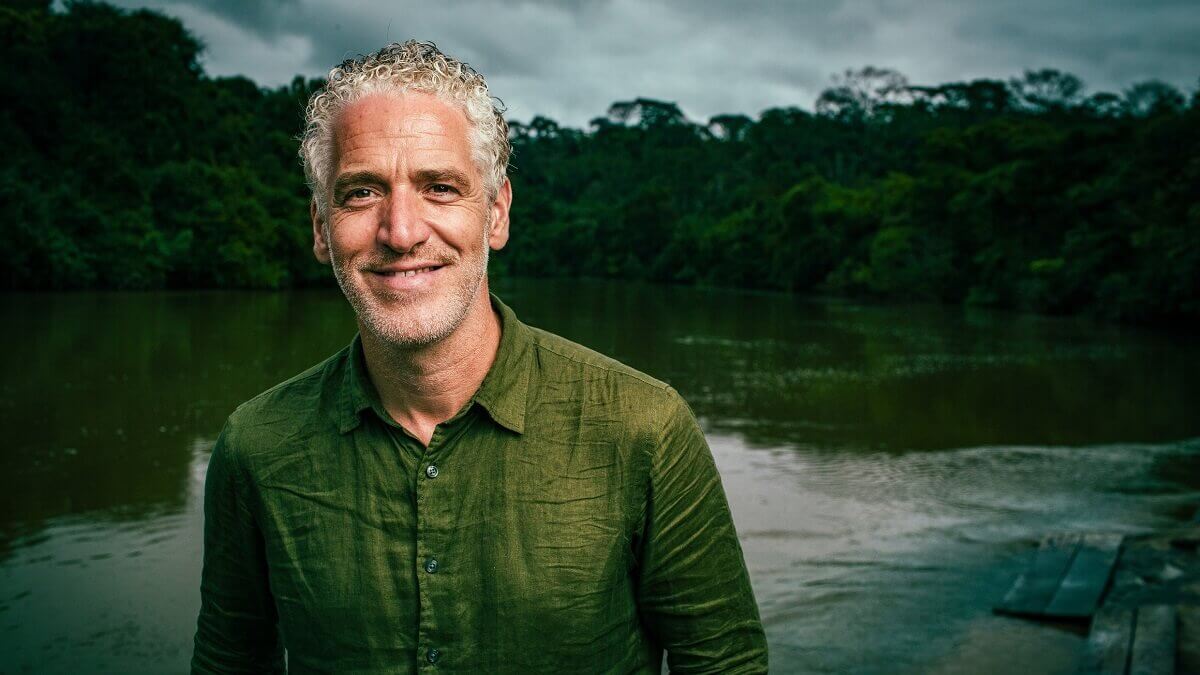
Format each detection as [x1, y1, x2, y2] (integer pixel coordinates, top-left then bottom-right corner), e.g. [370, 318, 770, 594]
[924, 519, 1199, 674]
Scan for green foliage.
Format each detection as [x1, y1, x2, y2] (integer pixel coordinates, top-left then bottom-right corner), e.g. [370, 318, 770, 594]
[1, 2, 1196, 325]
[503, 67, 1198, 324]
[0, 1, 321, 290]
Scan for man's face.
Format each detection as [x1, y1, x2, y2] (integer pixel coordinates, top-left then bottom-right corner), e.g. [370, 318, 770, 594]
[313, 92, 511, 347]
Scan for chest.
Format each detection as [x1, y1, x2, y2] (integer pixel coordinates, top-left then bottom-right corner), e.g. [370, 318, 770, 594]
[249, 418, 650, 635]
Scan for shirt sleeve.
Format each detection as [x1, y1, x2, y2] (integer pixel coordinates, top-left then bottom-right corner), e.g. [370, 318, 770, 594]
[635, 389, 769, 674]
[192, 421, 286, 675]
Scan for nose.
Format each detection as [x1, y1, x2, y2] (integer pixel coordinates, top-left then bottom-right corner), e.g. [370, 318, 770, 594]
[376, 190, 431, 253]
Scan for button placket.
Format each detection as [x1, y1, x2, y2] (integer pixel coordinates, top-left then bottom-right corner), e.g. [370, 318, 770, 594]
[416, 424, 453, 670]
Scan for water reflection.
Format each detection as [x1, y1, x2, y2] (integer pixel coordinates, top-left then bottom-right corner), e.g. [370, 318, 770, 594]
[0, 438, 210, 672]
[1, 281, 1197, 673]
[0, 291, 356, 553]
[501, 280, 1197, 451]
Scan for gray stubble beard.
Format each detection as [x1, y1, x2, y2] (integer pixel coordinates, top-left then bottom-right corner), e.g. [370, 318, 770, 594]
[326, 218, 490, 350]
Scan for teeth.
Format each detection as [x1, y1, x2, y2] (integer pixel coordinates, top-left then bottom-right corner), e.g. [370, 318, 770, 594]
[392, 267, 432, 277]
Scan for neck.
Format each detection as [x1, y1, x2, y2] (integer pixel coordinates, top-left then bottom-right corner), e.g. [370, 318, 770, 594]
[359, 287, 501, 446]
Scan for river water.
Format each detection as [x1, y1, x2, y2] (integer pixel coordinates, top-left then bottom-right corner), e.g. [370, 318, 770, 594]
[2, 279, 1197, 673]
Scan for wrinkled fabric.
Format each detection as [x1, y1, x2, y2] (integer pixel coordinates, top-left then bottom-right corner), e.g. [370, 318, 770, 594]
[192, 295, 767, 674]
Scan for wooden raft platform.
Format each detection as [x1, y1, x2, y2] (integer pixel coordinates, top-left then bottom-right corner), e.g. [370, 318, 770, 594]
[1079, 604, 1177, 675]
[994, 533, 1124, 621]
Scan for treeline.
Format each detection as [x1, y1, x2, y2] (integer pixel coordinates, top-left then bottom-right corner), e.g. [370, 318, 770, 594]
[503, 75, 1200, 323]
[1, 0, 324, 289]
[2, 2, 1198, 323]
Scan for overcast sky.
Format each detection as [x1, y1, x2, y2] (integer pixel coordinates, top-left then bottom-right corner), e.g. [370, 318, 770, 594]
[106, 0, 1199, 126]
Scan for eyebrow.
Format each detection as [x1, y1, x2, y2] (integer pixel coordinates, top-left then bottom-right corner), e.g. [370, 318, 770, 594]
[330, 167, 476, 200]
[413, 168, 474, 188]
[331, 171, 386, 198]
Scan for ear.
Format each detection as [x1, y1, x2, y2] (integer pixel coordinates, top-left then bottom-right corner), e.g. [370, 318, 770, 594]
[487, 178, 512, 251]
[312, 199, 331, 265]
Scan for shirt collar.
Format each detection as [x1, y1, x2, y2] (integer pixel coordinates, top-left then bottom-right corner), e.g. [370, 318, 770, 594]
[334, 293, 532, 435]
[471, 294, 532, 434]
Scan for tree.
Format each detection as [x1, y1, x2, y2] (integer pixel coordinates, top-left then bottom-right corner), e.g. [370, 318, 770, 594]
[1124, 81, 1186, 117]
[1009, 69, 1084, 112]
[816, 67, 911, 121]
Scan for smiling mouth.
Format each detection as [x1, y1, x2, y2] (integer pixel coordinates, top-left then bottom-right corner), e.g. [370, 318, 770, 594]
[372, 265, 444, 277]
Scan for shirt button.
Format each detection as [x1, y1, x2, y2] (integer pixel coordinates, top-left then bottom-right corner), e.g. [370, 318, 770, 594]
[424, 558, 439, 574]
[426, 647, 440, 664]
[425, 464, 439, 479]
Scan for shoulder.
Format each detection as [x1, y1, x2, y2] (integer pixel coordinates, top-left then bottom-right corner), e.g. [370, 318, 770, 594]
[527, 326, 670, 392]
[524, 325, 688, 432]
[220, 346, 349, 454]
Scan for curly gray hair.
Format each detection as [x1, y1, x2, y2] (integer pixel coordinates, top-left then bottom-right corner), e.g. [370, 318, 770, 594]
[299, 41, 511, 217]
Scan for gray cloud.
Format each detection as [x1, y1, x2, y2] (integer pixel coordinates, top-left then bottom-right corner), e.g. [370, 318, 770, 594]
[107, 0, 1198, 126]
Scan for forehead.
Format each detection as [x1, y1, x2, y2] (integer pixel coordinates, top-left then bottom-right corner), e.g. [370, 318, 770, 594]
[331, 91, 474, 170]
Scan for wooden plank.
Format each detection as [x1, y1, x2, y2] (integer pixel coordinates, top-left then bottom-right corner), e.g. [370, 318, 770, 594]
[995, 534, 1081, 617]
[1130, 605, 1177, 675]
[1080, 605, 1134, 675]
[1044, 533, 1124, 619]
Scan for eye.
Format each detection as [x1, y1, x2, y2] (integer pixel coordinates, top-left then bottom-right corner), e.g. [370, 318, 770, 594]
[429, 184, 456, 195]
[337, 187, 378, 207]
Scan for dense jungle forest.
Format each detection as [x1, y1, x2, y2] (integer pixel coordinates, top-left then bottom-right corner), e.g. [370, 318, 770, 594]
[2, 1, 1197, 324]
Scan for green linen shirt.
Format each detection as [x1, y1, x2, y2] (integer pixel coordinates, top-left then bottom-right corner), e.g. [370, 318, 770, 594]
[192, 295, 767, 674]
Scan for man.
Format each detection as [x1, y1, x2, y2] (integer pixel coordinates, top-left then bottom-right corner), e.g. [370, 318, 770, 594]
[192, 41, 767, 674]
